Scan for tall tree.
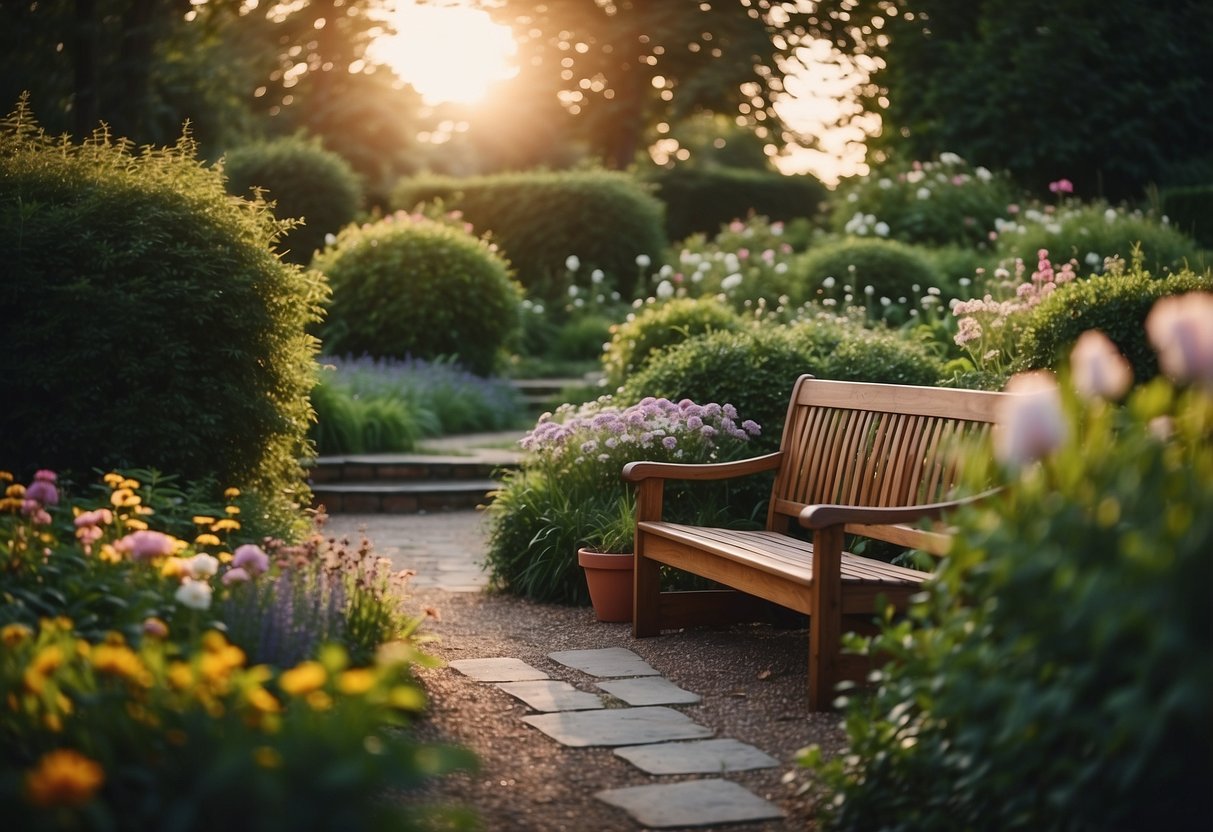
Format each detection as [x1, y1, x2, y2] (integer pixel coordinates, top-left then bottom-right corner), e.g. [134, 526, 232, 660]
[826, 0, 1213, 198]
[480, 0, 829, 169]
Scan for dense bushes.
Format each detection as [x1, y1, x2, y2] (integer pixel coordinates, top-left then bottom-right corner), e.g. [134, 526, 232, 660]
[223, 135, 363, 265]
[646, 166, 827, 242]
[0, 101, 324, 538]
[1160, 184, 1213, 248]
[315, 214, 521, 376]
[392, 170, 665, 302]
[799, 238, 943, 315]
[602, 297, 743, 388]
[805, 331, 1213, 830]
[1014, 265, 1213, 381]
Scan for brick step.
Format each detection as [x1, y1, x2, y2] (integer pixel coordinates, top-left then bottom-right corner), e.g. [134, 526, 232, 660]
[311, 480, 500, 514]
[308, 454, 517, 486]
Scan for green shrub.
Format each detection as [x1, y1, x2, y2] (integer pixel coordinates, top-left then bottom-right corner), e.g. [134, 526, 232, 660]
[831, 153, 1021, 247]
[223, 135, 363, 265]
[799, 238, 943, 321]
[315, 215, 521, 376]
[995, 201, 1206, 276]
[309, 379, 434, 456]
[805, 358, 1212, 831]
[645, 166, 827, 243]
[550, 314, 615, 363]
[1014, 265, 1213, 381]
[0, 101, 324, 539]
[392, 170, 666, 302]
[1160, 184, 1213, 249]
[603, 297, 743, 388]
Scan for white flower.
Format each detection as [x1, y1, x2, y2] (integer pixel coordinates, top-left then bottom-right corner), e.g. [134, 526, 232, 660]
[568, 285, 579, 297]
[1146, 292, 1213, 389]
[822, 276, 836, 290]
[878, 178, 892, 189]
[975, 166, 992, 182]
[846, 192, 859, 202]
[720, 273, 743, 291]
[175, 578, 213, 611]
[656, 279, 675, 299]
[635, 253, 651, 268]
[565, 255, 580, 272]
[906, 169, 925, 184]
[916, 187, 931, 200]
[1104, 208, 1118, 223]
[774, 262, 788, 274]
[591, 268, 605, 284]
[874, 221, 890, 237]
[1085, 252, 1102, 268]
[994, 371, 1067, 467]
[533, 303, 545, 315]
[939, 151, 963, 166]
[659, 264, 674, 278]
[324, 232, 337, 246]
[1070, 330, 1132, 400]
[184, 553, 219, 580]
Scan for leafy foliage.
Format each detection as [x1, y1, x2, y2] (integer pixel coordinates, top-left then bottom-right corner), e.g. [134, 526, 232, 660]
[392, 170, 666, 302]
[805, 371, 1213, 831]
[1014, 265, 1213, 381]
[1160, 184, 1213, 249]
[603, 297, 743, 388]
[799, 238, 943, 320]
[646, 166, 828, 243]
[224, 135, 363, 264]
[315, 213, 522, 376]
[0, 100, 325, 538]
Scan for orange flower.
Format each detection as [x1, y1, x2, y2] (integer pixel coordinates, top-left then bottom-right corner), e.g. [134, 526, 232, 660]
[24, 749, 104, 808]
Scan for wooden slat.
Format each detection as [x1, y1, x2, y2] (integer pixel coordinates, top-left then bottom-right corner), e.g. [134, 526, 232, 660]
[794, 377, 1004, 422]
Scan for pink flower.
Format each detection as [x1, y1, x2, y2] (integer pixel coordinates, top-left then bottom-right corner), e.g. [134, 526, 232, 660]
[232, 543, 270, 576]
[221, 567, 251, 586]
[1049, 179, 1074, 194]
[1146, 292, 1213, 389]
[142, 617, 169, 639]
[995, 372, 1068, 467]
[114, 530, 176, 561]
[1070, 330, 1133, 400]
[24, 479, 58, 507]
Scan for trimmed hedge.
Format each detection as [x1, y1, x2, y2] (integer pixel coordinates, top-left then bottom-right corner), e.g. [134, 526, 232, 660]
[1160, 184, 1213, 249]
[315, 215, 521, 376]
[1014, 266, 1213, 381]
[645, 166, 827, 243]
[1, 101, 325, 537]
[800, 238, 943, 311]
[602, 297, 744, 388]
[391, 170, 665, 302]
[223, 135, 363, 265]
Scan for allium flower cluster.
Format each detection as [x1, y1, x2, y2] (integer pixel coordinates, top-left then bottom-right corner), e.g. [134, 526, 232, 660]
[520, 396, 761, 486]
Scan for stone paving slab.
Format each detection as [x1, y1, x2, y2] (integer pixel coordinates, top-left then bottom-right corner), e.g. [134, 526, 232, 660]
[595, 778, 785, 828]
[448, 657, 549, 682]
[495, 680, 605, 712]
[522, 706, 713, 747]
[548, 647, 660, 678]
[614, 738, 780, 775]
[596, 676, 701, 706]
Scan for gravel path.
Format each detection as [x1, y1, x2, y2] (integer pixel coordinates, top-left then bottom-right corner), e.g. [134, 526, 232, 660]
[407, 587, 844, 830]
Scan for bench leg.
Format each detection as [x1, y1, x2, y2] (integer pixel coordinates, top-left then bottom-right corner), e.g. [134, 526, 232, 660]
[632, 543, 662, 637]
[808, 525, 844, 711]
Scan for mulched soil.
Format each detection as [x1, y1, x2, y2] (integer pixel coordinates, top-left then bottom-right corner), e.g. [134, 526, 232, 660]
[406, 588, 846, 831]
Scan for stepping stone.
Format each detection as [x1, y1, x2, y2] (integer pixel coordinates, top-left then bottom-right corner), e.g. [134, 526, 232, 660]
[547, 647, 659, 678]
[596, 676, 701, 706]
[522, 706, 712, 747]
[495, 680, 605, 712]
[614, 738, 780, 775]
[448, 657, 549, 682]
[595, 778, 785, 828]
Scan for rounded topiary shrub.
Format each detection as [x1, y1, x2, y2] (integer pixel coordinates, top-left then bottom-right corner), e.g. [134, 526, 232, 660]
[646, 166, 828, 243]
[800, 238, 942, 310]
[995, 203, 1207, 277]
[224, 135, 362, 264]
[1014, 264, 1213, 381]
[392, 170, 665, 303]
[315, 215, 521, 376]
[603, 297, 743, 388]
[1, 102, 325, 536]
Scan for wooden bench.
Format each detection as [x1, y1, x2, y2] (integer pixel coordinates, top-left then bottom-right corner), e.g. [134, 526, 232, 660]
[622, 376, 1004, 710]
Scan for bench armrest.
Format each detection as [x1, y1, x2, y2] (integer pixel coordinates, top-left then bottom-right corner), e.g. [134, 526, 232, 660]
[797, 488, 1003, 530]
[622, 452, 784, 483]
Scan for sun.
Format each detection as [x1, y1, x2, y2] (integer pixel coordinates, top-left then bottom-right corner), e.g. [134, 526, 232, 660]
[369, 2, 518, 106]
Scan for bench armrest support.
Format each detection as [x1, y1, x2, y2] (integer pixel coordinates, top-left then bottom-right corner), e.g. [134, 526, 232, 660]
[622, 452, 784, 484]
[797, 488, 1003, 529]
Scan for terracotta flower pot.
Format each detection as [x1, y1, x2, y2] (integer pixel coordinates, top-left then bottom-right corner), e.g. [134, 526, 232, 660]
[577, 548, 634, 623]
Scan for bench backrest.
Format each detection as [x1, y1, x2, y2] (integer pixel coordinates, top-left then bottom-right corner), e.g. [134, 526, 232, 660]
[767, 376, 1004, 534]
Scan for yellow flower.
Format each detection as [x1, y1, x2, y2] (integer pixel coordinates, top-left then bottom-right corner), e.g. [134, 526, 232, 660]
[168, 662, 194, 691]
[1, 623, 33, 647]
[279, 661, 327, 697]
[253, 746, 281, 769]
[91, 644, 149, 685]
[224, 505, 241, 516]
[110, 488, 141, 507]
[6, 483, 25, 498]
[0, 470, 12, 482]
[123, 518, 149, 531]
[388, 685, 427, 712]
[120, 478, 140, 490]
[23, 645, 64, 694]
[25, 749, 105, 808]
[224, 487, 241, 499]
[194, 533, 221, 547]
[134, 504, 155, 516]
[161, 557, 186, 578]
[218, 551, 233, 563]
[247, 687, 281, 714]
[211, 518, 241, 532]
[336, 668, 377, 696]
[103, 472, 125, 486]
[306, 691, 333, 711]
[98, 544, 120, 564]
[192, 515, 216, 526]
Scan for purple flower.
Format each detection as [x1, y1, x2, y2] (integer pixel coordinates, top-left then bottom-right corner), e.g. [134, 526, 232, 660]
[662, 436, 677, 450]
[222, 567, 251, 586]
[114, 530, 176, 561]
[24, 479, 58, 507]
[700, 425, 717, 439]
[232, 543, 270, 576]
[742, 420, 761, 436]
[686, 415, 703, 430]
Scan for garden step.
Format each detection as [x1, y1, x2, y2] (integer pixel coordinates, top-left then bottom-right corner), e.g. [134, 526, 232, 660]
[308, 453, 517, 485]
[310, 479, 500, 514]
[510, 376, 604, 411]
